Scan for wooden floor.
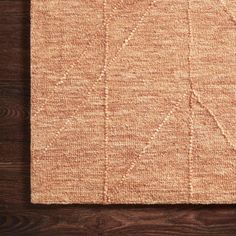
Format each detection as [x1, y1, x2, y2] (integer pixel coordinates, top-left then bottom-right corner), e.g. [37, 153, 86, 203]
[0, 1, 235, 235]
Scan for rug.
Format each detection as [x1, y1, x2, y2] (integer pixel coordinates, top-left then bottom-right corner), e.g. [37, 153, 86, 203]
[31, 0, 236, 204]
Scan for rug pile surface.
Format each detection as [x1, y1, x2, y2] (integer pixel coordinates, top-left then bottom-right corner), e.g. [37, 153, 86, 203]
[31, 0, 236, 204]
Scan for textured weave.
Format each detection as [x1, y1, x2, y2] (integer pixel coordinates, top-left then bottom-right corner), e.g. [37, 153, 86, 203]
[31, 0, 236, 204]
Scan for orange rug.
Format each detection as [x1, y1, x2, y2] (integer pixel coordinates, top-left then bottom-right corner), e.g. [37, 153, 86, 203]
[31, 0, 236, 204]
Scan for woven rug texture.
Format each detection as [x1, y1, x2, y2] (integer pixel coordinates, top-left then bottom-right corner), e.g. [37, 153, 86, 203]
[31, 0, 236, 204]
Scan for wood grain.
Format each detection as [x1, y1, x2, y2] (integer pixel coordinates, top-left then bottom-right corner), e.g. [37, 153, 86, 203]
[0, 1, 235, 235]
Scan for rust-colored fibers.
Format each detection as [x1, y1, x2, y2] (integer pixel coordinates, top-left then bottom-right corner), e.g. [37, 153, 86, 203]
[31, 0, 236, 204]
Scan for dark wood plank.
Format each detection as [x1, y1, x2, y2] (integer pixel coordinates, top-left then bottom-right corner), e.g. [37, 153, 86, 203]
[0, 0, 30, 145]
[0, 1, 235, 235]
[1, 204, 236, 236]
